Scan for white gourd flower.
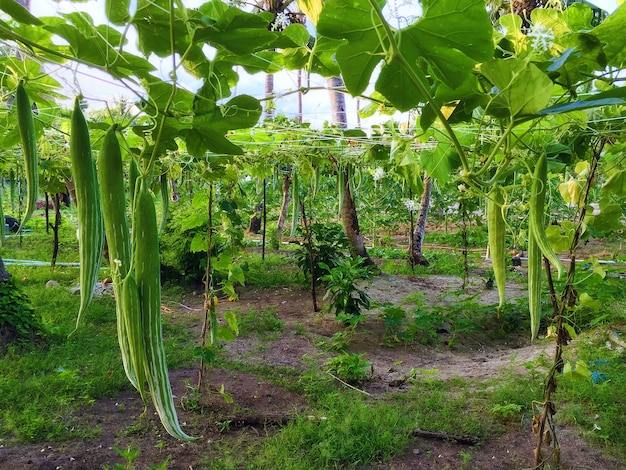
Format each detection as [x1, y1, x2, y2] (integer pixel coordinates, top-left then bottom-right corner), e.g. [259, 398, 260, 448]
[372, 167, 385, 181]
[271, 12, 290, 31]
[527, 24, 555, 53]
[403, 199, 418, 212]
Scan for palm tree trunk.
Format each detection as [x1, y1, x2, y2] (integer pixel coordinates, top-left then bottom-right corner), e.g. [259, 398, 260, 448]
[410, 173, 432, 266]
[341, 167, 375, 266]
[327, 77, 373, 265]
[264, 73, 274, 120]
[275, 173, 291, 247]
[0, 256, 9, 284]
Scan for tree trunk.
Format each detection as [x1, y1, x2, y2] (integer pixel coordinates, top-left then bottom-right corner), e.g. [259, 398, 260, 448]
[0, 256, 10, 284]
[264, 73, 274, 120]
[327, 76, 373, 266]
[341, 168, 375, 266]
[410, 173, 432, 266]
[327, 77, 348, 126]
[65, 177, 77, 208]
[275, 173, 291, 247]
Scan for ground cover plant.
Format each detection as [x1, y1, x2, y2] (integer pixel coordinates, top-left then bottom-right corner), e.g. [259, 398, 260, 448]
[1, 234, 626, 468]
[0, 0, 626, 468]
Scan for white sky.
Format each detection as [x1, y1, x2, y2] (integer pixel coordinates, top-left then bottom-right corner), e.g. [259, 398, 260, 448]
[29, 0, 621, 129]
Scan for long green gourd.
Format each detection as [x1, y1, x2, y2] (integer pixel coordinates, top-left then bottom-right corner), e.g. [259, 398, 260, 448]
[527, 221, 543, 340]
[134, 181, 195, 441]
[0, 188, 4, 246]
[70, 98, 104, 332]
[15, 81, 38, 232]
[487, 187, 506, 312]
[290, 171, 299, 236]
[159, 172, 169, 233]
[120, 273, 148, 403]
[529, 154, 564, 279]
[97, 125, 144, 397]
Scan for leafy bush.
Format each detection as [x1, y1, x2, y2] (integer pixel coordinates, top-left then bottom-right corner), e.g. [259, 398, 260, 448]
[291, 222, 350, 282]
[326, 353, 371, 383]
[320, 256, 373, 321]
[0, 277, 44, 352]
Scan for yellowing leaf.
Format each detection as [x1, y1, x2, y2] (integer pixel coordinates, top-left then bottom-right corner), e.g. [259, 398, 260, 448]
[563, 360, 590, 381]
[579, 292, 601, 312]
[558, 179, 582, 206]
[574, 161, 590, 177]
[297, 0, 323, 26]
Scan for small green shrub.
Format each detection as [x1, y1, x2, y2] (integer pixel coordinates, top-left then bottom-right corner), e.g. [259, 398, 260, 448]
[291, 222, 350, 282]
[0, 277, 44, 352]
[326, 353, 372, 383]
[320, 256, 373, 321]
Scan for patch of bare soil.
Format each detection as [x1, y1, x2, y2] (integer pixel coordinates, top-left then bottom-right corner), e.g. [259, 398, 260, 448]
[1, 273, 623, 469]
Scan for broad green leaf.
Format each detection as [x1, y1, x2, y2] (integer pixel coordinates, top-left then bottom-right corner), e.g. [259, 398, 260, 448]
[306, 36, 342, 76]
[579, 292, 601, 312]
[546, 223, 574, 253]
[603, 169, 626, 196]
[198, 0, 229, 19]
[420, 142, 461, 184]
[190, 233, 208, 252]
[105, 0, 130, 25]
[217, 326, 236, 342]
[0, 0, 42, 25]
[224, 311, 239, 336]
[480, 59, 553, 119]
[318, 0, 492, 110]
[586, 257, 607, 279]
[588, 200, 624, 232]
[221, 51, 284, 74]
[394, 163, 423, 195]
[317, 0, 386, 96]
[563, 360, 590, 381]
[403, 0, 494, 86]
[133, 0, 189, 58]
[273, 23, 310, 48]
[498, 14, 525, 55]
[193, 9, 276, 55]
[228, 264, 246, 285]
[592, 3, 626, 67]
[562, 2, 594, 31]
[180, 211, 207, 231]
[183, 95, 262, 157]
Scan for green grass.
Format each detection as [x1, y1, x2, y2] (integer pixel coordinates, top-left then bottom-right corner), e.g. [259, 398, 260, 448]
[557, 329, 626, 449]
[236, 308, 285, 338]
[379, 249, 482, 276]
[243, 252, 303, 288]
[254, 392, 413, 469]
[1, 212, 81, 264]
[0, 264, 196, 443]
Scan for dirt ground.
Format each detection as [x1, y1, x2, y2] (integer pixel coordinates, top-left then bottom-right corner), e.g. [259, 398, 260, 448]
[1, 266, 624, 470]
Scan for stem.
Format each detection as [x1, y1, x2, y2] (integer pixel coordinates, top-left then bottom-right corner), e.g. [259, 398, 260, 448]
[300, 200, 319, 312]
[262, 178, 267, 261]
[51, 194, 61, 270]
[198, 183, 214, 389]
[408, 188, 415, 272]
[533, 137, 605, 468]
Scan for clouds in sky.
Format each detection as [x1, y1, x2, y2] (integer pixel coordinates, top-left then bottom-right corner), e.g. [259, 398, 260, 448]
[31, 0, 372, 128]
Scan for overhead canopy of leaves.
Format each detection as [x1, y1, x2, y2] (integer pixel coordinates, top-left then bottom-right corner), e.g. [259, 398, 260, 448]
[316, 0, 494, 112]
[592, 3, 626, 67]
